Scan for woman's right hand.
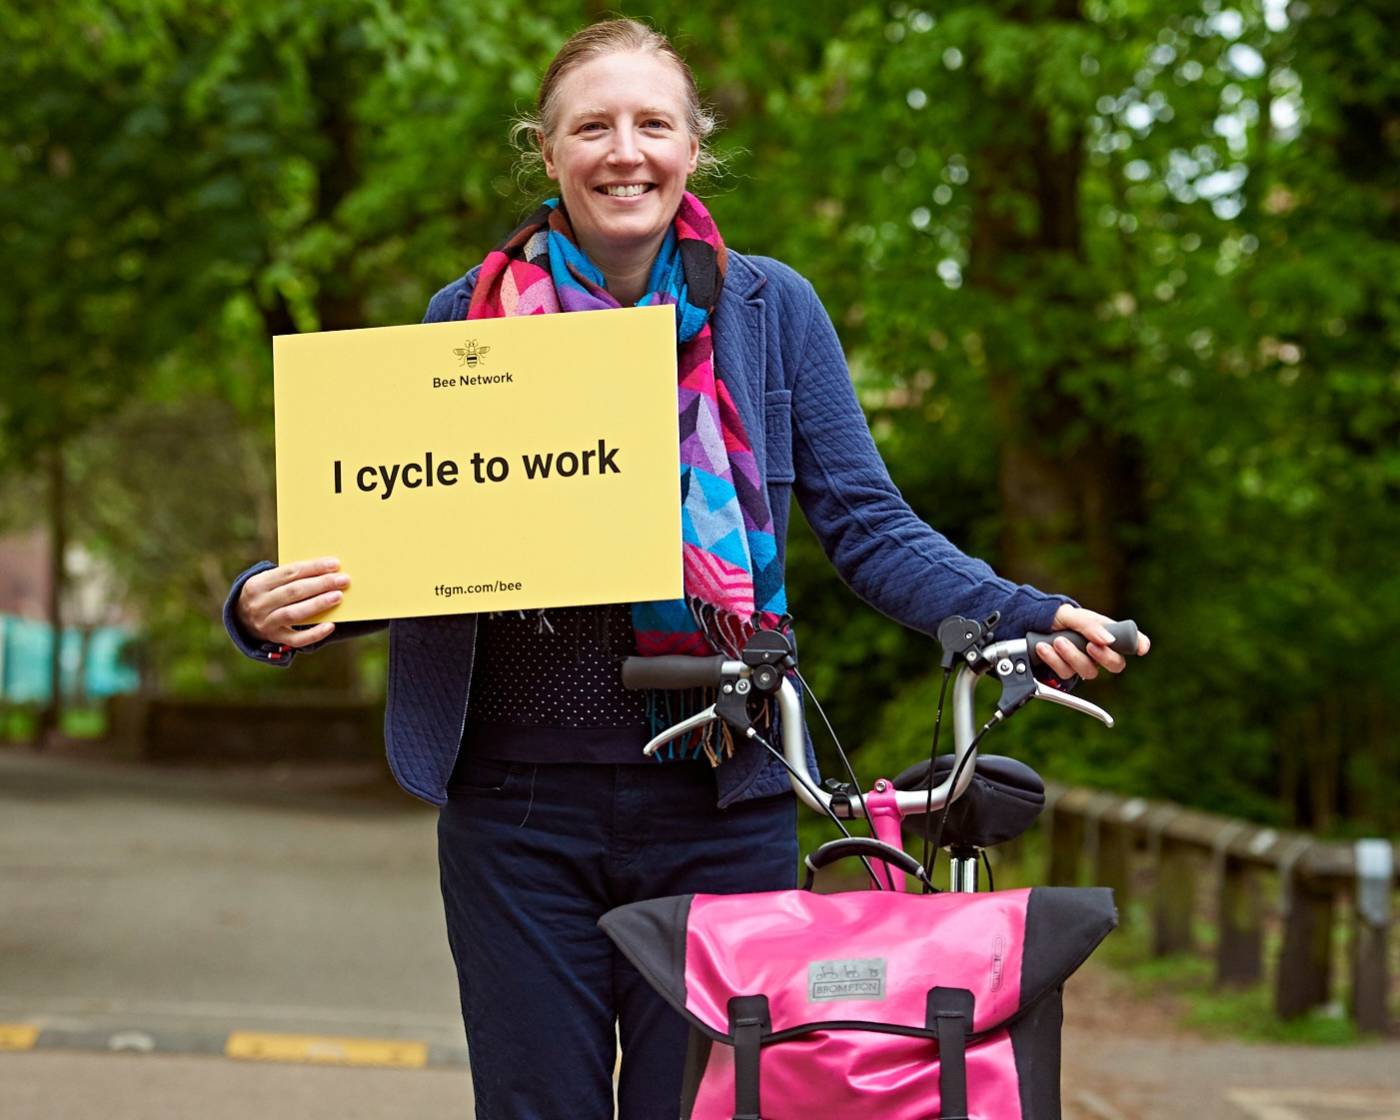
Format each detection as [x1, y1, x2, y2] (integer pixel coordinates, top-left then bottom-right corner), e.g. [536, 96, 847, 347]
[235, 557, 349, 647]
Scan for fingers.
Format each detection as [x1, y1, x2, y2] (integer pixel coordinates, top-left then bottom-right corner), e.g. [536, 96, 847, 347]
[279, 621, 337, 648]
[1050, 604, 1151, 678]
[271, 585, 346, 627]
[1087, 642, 1126, 674]
[1038, 634, 1124, 681]
[1035, 641, 1075, 681]
[1052, 635, 1100, 681]
[239, 557, 348, 644]
[270, 572, 350, 614]
[246, 556, 340, 596]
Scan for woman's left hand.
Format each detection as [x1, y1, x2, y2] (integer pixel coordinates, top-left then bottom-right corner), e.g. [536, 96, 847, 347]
[1038, 603, 1151, 681]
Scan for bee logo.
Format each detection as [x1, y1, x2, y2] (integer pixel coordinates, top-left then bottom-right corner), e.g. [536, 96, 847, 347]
[454, 339, 491, 369]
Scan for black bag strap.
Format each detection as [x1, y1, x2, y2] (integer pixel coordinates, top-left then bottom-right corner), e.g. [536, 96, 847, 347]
[727, 994, 770, 1120]
[927, 987, 976, 1120]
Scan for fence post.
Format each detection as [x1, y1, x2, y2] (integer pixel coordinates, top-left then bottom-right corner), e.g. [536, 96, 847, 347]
[995, 833, 1025, 881]
[1275, 842, 1335, 1019]
[1094, 819, 1132, 911]
[1047, 805, 1082, 887]
[1153, 835, 1196, 956]
[1216, 853, 1264, 987]
[1351, 840, 1393, 1033]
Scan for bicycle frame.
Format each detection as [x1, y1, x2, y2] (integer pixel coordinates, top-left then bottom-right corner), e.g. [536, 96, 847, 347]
[634, 622, 1129, 894]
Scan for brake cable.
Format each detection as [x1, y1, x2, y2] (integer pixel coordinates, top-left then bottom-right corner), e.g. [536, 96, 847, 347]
[918, 667, 954, 884]
[747, 727, 887, 890]
[921, 718, 997, 892]
[791, 667, 877, 844]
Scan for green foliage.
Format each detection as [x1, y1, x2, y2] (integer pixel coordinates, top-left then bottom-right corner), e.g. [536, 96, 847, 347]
[0, 1, 1395, 833]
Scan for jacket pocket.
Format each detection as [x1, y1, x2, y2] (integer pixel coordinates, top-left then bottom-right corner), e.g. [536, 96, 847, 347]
[763, 389, 795, 484]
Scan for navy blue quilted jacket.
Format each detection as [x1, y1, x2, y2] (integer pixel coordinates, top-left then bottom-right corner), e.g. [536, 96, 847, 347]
[224, 250, 1069, 807]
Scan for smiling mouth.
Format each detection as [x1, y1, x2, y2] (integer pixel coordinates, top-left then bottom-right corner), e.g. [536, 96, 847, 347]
[597, 183, 656, 198]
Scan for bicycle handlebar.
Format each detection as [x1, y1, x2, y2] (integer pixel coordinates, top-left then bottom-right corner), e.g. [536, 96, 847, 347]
[619, 654, 733, 691]
[1024, 619, 1139, 667]
[620, 622, 1139, 822]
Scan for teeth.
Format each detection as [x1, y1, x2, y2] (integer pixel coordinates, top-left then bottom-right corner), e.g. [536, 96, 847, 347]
[603, 184, 649, 197]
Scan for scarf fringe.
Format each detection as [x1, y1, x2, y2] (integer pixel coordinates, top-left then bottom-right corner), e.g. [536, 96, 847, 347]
[686, 595, 775, 661]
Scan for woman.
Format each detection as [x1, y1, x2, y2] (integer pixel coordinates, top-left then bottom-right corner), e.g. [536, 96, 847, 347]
[226, 18, 1148, 1119]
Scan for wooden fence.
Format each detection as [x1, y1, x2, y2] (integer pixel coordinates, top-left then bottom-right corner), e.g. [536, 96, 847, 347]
[1029, 783, 1396, 1032]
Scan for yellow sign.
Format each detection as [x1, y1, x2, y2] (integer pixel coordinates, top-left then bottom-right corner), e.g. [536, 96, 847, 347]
[274, 305, 682, 622]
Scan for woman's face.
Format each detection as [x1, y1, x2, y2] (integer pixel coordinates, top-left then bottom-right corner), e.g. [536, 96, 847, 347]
[542, 50, 700, 266]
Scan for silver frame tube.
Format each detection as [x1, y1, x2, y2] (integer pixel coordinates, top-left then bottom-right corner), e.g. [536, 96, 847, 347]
[778, 659, 990, 819]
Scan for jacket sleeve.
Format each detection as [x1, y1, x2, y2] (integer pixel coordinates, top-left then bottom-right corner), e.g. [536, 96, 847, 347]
[223, 561, 389, 665]
[787, 277, 1069, 640]
[222, 269, 483, 667]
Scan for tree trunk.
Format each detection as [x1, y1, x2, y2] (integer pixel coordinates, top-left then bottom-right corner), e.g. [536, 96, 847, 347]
[966, 6, 1140, 612]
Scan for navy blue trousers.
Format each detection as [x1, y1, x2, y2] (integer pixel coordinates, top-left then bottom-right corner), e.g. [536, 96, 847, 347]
[437, 758, 798, 1119]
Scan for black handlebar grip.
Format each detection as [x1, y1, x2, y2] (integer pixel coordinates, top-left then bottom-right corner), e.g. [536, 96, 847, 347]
[801, 838, 930, 890]
[1025, 619, 1140, 665]
[620, 655, 728, 691]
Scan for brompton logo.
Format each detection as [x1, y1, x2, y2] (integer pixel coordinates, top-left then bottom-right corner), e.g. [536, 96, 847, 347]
[454, 339, 491, 368]
[808, 958, 886, 1002]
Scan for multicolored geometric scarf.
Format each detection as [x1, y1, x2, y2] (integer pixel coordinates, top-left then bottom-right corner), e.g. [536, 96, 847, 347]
[466, 192, 788, 760]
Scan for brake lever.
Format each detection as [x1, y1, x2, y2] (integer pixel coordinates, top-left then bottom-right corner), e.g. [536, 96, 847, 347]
[985, 640, 1114, 728]
[1032, 680, 1115, 727]
[642, 705, 719, 757]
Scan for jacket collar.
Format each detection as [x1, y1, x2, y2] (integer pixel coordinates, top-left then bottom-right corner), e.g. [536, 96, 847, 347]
[724, 249, 769, 303]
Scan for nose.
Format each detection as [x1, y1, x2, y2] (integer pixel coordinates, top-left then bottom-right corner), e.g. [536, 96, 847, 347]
[606, 126, 643, 167]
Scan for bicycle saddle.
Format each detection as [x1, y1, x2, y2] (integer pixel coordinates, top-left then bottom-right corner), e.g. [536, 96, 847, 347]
[892, 754, 1045, 849]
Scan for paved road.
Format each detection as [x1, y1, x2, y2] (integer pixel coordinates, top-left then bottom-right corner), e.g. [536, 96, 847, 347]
[2, 1052, 472, 1120]
[0, 747, 474, 1118]
[1062, 971, 1400, 1120]
[2, 746, 1397, 1119]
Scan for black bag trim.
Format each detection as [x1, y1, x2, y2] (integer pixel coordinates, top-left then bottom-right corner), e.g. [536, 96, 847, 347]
[728, 995, 770, 1120]
[927, 987, 975, 1120]
[1009, 985, 1064, 1118]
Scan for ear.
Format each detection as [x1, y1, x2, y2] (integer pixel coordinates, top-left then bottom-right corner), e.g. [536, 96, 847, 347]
[686, 133, 699, 176]
[539, 131, 558, 180]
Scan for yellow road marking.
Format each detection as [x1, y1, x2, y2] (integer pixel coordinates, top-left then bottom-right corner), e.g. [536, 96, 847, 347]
[225, 1031, 428, 1069]
[0, 1024, 39, 1052]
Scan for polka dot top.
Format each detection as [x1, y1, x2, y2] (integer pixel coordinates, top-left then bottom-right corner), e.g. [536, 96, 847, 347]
[462, 602, 652, 764]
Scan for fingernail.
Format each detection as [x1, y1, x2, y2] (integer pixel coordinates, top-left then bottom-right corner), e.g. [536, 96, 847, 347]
[1097, 628, 1115, 644]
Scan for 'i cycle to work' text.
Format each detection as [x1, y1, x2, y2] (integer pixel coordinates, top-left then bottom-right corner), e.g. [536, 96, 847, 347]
[331, 440, 623, 501]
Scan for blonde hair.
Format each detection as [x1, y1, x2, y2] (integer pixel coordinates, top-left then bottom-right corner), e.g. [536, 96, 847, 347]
[510, 18, 724, 191]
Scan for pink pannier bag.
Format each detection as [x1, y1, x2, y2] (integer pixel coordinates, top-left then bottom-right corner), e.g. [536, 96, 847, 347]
[600, 884, 1116, 1120]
